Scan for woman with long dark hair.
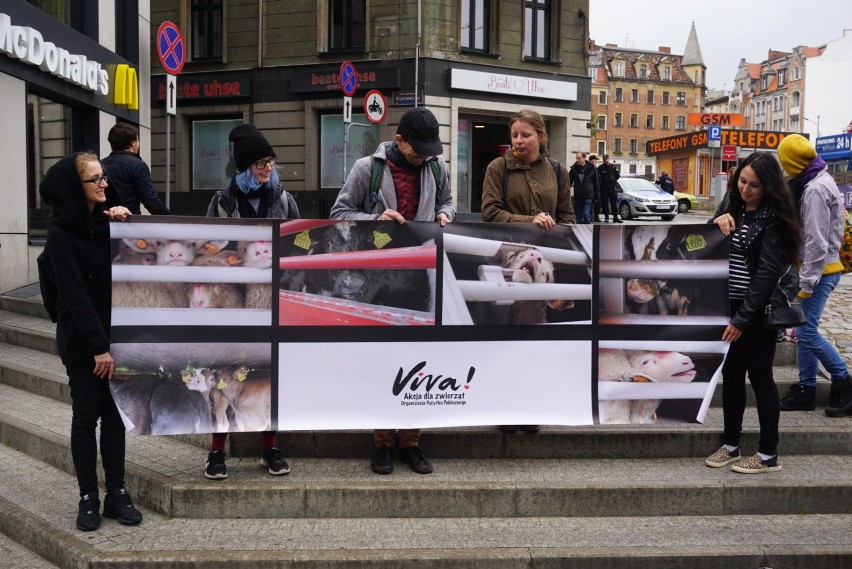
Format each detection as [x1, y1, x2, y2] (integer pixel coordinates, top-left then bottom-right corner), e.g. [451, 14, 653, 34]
[705, 151, 802, 474]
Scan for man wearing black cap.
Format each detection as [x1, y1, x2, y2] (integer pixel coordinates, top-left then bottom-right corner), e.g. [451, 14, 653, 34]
[597, 154, 622, 223]
[331, 107, 454, 476]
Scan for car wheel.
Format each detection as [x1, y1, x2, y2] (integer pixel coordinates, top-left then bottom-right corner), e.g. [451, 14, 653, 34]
[661, 214, 676, 221]
[678, 199, 690, 213]
[619, 202, 632, 221]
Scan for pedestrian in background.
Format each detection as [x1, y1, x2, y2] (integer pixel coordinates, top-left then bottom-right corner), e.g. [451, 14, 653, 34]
[568, 151, 598, 224]
[204, 123, 299, 480]
[776, 134, 852, 416]
[39, 152, 141, 531]
[656, 170, 675, 194]
[331, 106, 454, 475]
[481, 109, 574, 228]
[705, 152, 802, 473]
[597, 154, 622, 223]
[102, 123, 172, 216]
[588, 154, 603, 222]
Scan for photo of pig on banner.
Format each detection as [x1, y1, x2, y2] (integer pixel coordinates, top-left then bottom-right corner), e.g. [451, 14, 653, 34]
[107, 217, 729, 434]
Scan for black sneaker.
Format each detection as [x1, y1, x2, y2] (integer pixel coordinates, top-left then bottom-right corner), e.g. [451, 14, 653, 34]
[400, 446, 433, 474]
[76, 493, 100, 532]
[779, 384, 816, 411]
[261, 447, 291, 476]
[825, 376, 852, 417]
[370, 446, 394, 475]
[103, 487, 142, 525]
[204, 450, 228, 480]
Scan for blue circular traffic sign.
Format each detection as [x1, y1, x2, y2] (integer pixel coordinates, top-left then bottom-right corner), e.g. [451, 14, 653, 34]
[340, 61, 358, 97]
[157, 22, 186, 75]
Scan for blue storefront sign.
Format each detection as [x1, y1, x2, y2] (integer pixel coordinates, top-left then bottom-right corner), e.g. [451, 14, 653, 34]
[815, 133, 852, 161]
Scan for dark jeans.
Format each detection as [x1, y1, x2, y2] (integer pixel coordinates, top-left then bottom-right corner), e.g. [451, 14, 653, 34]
[721, 300, 780, 456]
[67, 363, 126, 497]
[600, 186, 619, 219]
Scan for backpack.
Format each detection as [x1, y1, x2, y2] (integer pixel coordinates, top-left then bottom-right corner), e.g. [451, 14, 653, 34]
[501, 155, 562, 202]
[209, 185, 289, 219]
[36, 247, 59, 323]
[369, 157, 442, 213]
[840, 209, 852, 274]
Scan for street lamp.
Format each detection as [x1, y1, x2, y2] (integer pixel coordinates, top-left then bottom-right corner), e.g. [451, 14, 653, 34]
[804, 115, 820, 138]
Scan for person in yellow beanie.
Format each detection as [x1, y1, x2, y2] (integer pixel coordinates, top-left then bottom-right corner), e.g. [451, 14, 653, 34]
[776, 134, 852, 417]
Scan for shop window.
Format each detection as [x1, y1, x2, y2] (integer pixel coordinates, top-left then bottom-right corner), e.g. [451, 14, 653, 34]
[27, 0, 69, 24]
[329, 0, 366, 51]
[27, 94, 71, 241]
[320, 114, 380, 188]
[523, 0, 553, 61]
[191, 0, 224, 61]
[461, 0, 491, 53]
[191, 118, 243, 191]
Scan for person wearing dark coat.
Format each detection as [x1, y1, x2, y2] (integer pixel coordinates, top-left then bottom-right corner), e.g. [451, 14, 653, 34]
[39, 152, 141, 532]
[656, 170, 675, 194]
[568, 152, 599, 224]
[101, 123, 172, 215]
[597, 154, 622, 223]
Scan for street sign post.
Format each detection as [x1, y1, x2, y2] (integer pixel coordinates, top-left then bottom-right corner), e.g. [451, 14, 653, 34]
[339, 61, 358, 97]
[165, 74, 177, 116]
[339, 61, 359, 183]
[721, 145, 738, 161]
[363, 90, 386, 124]
[708, 126, 722, 141]
[343, 96, 353, 123]
[156, 21, 186, 210]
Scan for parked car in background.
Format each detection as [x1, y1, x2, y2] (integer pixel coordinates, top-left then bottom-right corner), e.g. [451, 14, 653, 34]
[615, 177, 678, 221]
[673, 191, 700, 213]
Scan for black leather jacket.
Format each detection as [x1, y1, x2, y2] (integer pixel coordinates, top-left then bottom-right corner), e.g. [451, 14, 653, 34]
[713, 201, 791, 330]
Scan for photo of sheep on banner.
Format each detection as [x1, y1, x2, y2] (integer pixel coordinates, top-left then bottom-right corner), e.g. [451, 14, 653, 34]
[109, 342, 272, 436]
[441, 223, 593, 326]
[598, 224, 730, 325]
[110, 220, 276, 326]
[597, 340, 727, 425]
[276, 219, 437, 326]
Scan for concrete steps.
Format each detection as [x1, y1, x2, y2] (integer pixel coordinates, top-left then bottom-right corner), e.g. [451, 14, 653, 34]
[1, 288, 851, 568]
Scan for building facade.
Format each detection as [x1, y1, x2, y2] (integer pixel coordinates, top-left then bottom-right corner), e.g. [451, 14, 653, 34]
[0, 0, 148, 294]
[588, 23, 705, 190]
[148, 0, 593, 218]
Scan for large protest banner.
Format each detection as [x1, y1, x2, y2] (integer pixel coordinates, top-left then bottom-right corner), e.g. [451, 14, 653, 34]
[108, 217, 729, 435]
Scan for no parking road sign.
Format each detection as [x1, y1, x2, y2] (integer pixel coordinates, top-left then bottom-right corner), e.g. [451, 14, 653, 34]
[157, 22, 186, 75]
[339, 61, 358, 97]
[363, 90, 386, 124]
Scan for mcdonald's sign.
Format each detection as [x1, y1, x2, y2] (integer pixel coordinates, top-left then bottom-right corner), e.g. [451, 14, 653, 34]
[113, 64, 138, 110]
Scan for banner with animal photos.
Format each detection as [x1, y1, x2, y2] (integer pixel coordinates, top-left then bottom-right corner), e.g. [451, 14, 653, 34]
[108, 217, 730, 435]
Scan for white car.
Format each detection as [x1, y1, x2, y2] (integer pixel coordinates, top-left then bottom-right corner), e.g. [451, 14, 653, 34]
[615, 178, 678, 221]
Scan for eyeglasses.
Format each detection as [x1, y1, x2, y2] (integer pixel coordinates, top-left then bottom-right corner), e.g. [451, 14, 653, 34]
[253, 157, 277, 170]
[81, 175, 108, 185]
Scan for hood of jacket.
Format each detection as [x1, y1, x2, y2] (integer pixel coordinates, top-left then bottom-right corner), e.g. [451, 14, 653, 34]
[39, 153, 108, 235]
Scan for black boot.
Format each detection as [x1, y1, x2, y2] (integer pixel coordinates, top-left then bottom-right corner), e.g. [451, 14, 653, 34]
[825, 376, 852, 417]
[779, 384, 816, 411]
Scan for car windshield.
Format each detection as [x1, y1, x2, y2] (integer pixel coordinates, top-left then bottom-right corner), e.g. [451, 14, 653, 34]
[620, 178, 664, 194]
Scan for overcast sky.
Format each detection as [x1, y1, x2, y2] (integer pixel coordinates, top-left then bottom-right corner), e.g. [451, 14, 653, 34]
[589, 0, 850, 90]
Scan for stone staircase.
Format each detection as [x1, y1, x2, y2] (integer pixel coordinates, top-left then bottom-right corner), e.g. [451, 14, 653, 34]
[1, 287, 851, 569]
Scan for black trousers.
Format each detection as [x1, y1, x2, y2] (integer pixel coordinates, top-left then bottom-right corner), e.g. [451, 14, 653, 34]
[67, 363, 126, 497]
[600, 186, 619, 219]
[721, 300, 780, 456]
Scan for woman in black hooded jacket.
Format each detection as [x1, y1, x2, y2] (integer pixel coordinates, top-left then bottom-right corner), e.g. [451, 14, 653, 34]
[39, 152, 140, 531]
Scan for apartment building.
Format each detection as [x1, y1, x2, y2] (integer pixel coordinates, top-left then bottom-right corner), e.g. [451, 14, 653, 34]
[589, 23, 705, 191]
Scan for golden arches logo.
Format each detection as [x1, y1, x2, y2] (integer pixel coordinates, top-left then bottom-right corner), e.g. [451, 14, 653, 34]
[113, 64, 138, 110]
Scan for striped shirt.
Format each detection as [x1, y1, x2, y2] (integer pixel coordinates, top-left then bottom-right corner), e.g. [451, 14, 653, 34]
[729, 210, 755, 300]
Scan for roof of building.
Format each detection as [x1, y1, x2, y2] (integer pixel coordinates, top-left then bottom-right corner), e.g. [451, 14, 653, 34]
[682, 22, 705, 67]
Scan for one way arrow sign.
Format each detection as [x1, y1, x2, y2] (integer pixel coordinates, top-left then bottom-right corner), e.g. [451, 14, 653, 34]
[343, 96, 352, 123]
[166, 74, 176, 116]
